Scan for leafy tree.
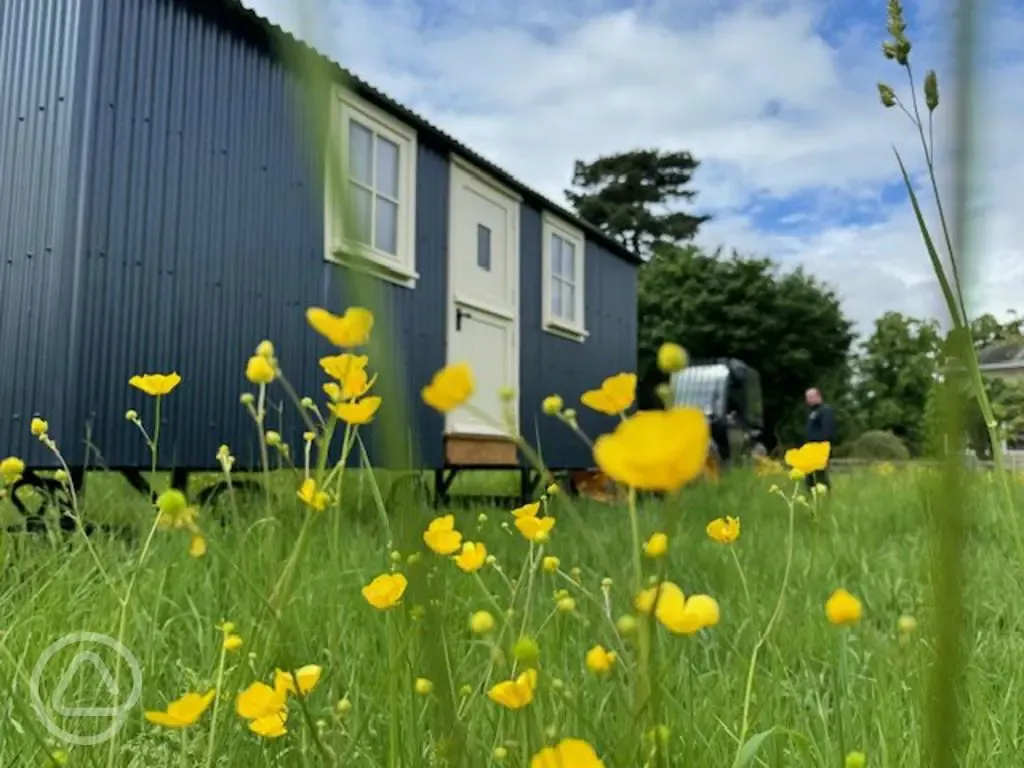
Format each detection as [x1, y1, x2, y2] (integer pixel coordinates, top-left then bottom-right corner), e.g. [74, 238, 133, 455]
[959, 376, 1024, 459]
[635, 245, 855, 448]
[565, 149, 710, 255]
[971, 311, 1023, 349]
[853, 311, 942, 453]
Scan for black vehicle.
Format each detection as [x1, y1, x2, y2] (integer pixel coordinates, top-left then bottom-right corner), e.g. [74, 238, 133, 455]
[638, 356, 765, 470]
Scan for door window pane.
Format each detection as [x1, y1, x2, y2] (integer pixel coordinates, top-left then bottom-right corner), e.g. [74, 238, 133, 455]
[477, 224, 492, 271]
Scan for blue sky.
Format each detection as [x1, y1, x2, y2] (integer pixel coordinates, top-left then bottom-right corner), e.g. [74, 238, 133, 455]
[246, 0, 1024, 337]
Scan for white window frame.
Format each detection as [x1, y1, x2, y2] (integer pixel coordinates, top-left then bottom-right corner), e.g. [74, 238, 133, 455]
[325, 87, 418, 288]
[541, 212, 587, 341]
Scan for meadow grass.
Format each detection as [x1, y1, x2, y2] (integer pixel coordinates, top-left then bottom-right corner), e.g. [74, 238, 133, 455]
[2, 464, 1023, 767]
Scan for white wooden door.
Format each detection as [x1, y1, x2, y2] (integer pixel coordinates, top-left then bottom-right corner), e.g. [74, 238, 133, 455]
[446, 159, 520, 437]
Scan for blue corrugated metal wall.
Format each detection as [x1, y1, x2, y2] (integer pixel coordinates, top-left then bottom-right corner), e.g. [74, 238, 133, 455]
[63, 0, 446, 471]
[519, 205, 638, 470]
[2, 0, 637, 475]
[0, 0, 94, 468]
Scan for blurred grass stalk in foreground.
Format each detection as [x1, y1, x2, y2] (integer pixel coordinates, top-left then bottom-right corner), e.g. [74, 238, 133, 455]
[274, 1, 468, 763]
[879, 0, 1008, 766]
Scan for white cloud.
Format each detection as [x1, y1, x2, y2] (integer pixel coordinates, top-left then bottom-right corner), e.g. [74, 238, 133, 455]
[245, 0, 1024, 337]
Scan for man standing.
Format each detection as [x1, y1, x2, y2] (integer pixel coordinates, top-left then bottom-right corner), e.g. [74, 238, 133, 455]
[804, 387, 837, 490]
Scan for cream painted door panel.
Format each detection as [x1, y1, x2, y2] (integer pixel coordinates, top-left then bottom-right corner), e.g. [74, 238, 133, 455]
[446, 161, 520, 436]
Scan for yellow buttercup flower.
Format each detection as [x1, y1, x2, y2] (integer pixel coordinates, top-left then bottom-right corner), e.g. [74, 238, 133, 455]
[274, 665, 322, 696]
[643, 532, 668, 558]
[362, 572, 408, 610]
[515, 514, 555, 543]
[320, 354, 375, 400]
[297, 478, 330, 512]
[30, 417, 49, 437]
[306, 306, 374, 347]
[188, 534, 207, 558]
[223, 634, 243, 652]
[245, 355, 275, 384]
[144, 690, 215, 729]
[593, 407, 709, 492]
[487, 669, 537, 710]
[329, 396, 382, 425]
[585, 645, 616, 675]
[580, 372, 636, 415]
[422, 362, 474, 413]
[424, 514, 463, 555]
[454, 541, 487, 572]
[825, 588, 862, 626]
[319, 353, 368, 381]
[129, 372, 182, 397]
[543, 556, 560, 573]
[512, 501, 541, 519]
[0, 456, 25, 485]
[784, 442, 831, 475]
[531, 738, 606, 768]
[635, 581, 720, 635]
[236, 680, 289, 738]
[706, 516, 740, 544]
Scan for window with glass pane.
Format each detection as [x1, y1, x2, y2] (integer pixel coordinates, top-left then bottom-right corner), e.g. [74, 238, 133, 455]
[477, 224, 492, 271]
[550, 233, 578, 323]
[346, 118, 401, 257]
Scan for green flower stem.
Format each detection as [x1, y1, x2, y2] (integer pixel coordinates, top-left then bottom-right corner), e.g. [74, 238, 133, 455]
[733, 488, 798, 767]
[268, 417, 346, 610]
[204, 640, 230, 768]
[107, 395, 164, 768]
[835, 630, 849, 767]
[628, 488, 653, 722]
[387, 609, 400, 768]
[728, 546, 752, 610]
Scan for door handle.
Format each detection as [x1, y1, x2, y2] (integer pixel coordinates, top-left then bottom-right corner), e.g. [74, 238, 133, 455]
[456, 307, 472, 331]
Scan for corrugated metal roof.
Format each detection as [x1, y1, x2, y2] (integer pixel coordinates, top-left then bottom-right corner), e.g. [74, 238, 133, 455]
[979, 337, 1024, 367]
[214, 0, 643, 266]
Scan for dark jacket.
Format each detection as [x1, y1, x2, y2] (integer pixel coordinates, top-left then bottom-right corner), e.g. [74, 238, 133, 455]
[806, 403, 837, 445]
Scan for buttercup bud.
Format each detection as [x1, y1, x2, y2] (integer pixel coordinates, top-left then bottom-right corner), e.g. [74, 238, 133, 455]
[657, 342, 687, 374]
[542, 395, 563, 415]
[513, 635, 540, 667]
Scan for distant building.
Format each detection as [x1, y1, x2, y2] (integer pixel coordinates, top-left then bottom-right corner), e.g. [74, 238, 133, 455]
[978, 337, 1024, 458]
[1, 0, 641, 505]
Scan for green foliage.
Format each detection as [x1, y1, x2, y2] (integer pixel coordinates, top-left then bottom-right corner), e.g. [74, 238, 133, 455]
[3, 468, 1024, 765]
[971, 312, 1023, 349]
[961, 376, 1024, 458]
[636, 245, 855, 444]
[565, 149, 710, 254]
[853, 312, 942, 454]
[848, 430, 911, 461]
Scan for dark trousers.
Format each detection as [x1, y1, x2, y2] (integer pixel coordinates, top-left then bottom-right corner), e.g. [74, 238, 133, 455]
[805, 466, 831, 490]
